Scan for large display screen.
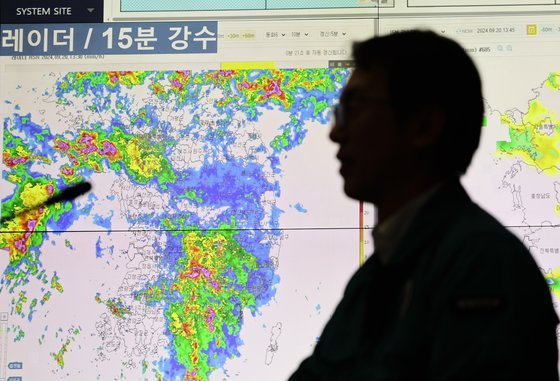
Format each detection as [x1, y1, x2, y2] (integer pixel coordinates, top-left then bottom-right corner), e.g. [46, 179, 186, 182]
[1, 1, 560, 380]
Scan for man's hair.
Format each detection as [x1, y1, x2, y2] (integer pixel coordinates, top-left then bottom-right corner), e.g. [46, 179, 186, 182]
[352, 30, 484, 175]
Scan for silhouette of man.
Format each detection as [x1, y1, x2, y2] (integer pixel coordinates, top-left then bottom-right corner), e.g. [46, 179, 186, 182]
[289, 30, 559, 380]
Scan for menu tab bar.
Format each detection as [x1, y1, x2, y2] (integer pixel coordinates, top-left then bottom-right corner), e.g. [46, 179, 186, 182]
[120, 0, 389, 12]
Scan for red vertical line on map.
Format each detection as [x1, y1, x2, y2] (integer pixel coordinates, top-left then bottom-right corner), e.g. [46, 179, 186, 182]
[359, 201, 365, 266]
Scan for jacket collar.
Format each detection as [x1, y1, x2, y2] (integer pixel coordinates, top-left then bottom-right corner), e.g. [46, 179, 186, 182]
[384, 177, 471, 269]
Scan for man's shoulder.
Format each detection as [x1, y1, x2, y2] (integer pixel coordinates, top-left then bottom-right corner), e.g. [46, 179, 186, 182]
[419, 179, 523, 249]
[411, 179, 539, 276]
[444, 196, 522, 250]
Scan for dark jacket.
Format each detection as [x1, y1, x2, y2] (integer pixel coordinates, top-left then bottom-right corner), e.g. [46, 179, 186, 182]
[289, 179, 559, 380]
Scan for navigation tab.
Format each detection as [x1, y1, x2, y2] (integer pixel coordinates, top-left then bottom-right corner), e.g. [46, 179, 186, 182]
[1, 0, 103, 24]
[329, 60, 354, 68]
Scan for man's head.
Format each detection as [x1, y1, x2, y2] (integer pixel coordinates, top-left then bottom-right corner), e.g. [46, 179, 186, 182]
[330, 30, 484, 204]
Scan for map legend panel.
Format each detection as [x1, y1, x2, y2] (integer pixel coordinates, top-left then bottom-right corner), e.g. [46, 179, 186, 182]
[0, 313, 7, 381]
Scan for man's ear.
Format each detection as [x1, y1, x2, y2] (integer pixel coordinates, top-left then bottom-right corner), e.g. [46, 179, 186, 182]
[405, 106, 446, 150]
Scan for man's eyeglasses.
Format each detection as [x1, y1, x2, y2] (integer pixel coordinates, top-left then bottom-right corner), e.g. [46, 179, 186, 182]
[333, 97, 392, 128]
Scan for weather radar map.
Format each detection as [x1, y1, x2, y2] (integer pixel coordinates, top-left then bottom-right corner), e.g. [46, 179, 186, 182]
[4, 5, 560, 380]
[0, 68, 350, 380]
[470, 71, 560, 298]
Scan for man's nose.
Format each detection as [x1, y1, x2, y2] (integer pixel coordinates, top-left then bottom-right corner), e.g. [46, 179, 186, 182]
[329, 120, 344, 143]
